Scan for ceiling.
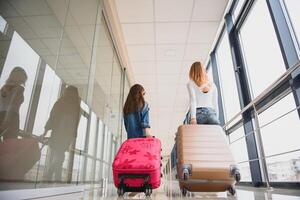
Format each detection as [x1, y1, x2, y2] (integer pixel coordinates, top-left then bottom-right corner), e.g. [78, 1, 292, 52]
[115, 0, 229, 154]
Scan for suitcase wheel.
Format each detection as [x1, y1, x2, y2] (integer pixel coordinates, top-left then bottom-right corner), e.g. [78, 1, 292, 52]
[182, 168, 189, 181]
[228, 186, 236, 196]
[117, 187, 125, 197]
[234, 172, 241, 182]
[181, 188, 187, 197]
[144, 186, 152, 197]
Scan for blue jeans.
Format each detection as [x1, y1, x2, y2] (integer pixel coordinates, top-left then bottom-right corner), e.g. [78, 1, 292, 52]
[196, 107, 220, 125]
[184, 107, 220, 125]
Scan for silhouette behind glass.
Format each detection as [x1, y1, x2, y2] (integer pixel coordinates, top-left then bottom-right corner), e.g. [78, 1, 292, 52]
[43, 85, 81, 182]
[0, 67, 27, 140]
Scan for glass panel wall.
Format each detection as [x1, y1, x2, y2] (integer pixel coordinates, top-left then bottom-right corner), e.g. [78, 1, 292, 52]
[216, 32, 241, 122]
[259, 93, 300, 182]
[229, 127, 252, 182]
[0, 0, 127, 190]
[239, 0, 286, 98]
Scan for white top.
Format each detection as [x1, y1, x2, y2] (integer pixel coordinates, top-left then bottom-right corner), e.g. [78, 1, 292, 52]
[187, 80, 219, 119]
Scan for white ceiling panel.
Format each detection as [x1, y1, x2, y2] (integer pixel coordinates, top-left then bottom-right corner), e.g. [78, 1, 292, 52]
[135, 74, 156, 85]
[115, 0, 154, 23]
[181, 60, 195, 75]
[184, 43, 211, 61]
[127, 45, 155, 61]
[0, 0, 19, 17]
[156, 61, 181, 74]
[68, 0, 98, 25]
[188, 22, 219, 43]
[122, 23, 154, 45]
[157, 74, 179, 86]
[10, 0, 52, 16]
[179, 73, 190, 85]
[155, 0, 194, 22]
[156, 23, 189, 44]
[5, 17, 38, 39]
[192, 0, 228, 21]
[131, 61, 156, 75]
[156, 45, 185, 61]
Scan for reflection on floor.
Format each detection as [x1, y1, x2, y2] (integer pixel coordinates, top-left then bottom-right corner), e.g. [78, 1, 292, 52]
[31, 184, 300, 200]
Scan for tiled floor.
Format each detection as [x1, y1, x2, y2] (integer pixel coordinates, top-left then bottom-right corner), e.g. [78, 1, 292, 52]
[34, 184, 300, 200]
[1, 181, 299, 200]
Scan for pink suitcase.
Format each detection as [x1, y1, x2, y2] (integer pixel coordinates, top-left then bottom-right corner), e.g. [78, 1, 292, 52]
[0, 138, 41, 180]
[112, 137, 162, 197]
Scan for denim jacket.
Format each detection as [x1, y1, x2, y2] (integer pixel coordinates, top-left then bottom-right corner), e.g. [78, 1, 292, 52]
[123, 103, 150, 139]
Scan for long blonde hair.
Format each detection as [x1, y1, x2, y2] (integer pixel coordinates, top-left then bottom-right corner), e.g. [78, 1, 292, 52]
[189, 61, 211, 93]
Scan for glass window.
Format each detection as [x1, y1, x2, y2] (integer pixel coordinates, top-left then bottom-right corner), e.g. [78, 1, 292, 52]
[91, 18, 114, 124]
[75, 112, 88, 151]
[0, 0, 127, 190]
[33, 65, 61, 136]
[97, 120, 104, 159]
[266, 151, 300, 182]
[229, 126, 251, 181]
[108, 56, 122, 136]
[207, 62, 213, 82]
[284, 0, 300, 50]
[102, 126, 109, 162]
[72, 154, 81, 182]
[0, 15, 6, 33]
[95, 161, 101, 182]
[259, 93, 300, 182]
[106, 131, 112, 163]
[233, 0, 247, 21]
[55, 0, 99, 102]
[216, 32, 241, 122]
[239, 0, 286, 98]
[85, 157, 94, 182]
[88, 112, 97, 156]
[0, 32, 39, 130]
[259, 93, 300, 155]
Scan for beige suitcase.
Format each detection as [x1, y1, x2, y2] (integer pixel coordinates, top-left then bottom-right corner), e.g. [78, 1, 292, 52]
[176, 125, 240, 196]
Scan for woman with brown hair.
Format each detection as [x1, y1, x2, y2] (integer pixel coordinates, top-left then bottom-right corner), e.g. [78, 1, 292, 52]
[123, 84, 151, 139]
[187, 61, 219, 125]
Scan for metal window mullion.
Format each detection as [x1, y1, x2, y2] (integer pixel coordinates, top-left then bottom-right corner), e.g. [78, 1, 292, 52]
[224, 10, 263, 186]
[210, 52, 226, 126]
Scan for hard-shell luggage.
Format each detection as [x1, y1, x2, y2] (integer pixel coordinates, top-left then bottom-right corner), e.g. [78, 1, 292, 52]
[176, 125, 240, 196]
[112, 137, 162, 197]
[0, 138, 41, 180]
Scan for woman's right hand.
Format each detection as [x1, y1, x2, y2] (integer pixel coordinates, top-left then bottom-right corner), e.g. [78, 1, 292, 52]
[190, 118, 197, 125]
[144, 127, 152, 137]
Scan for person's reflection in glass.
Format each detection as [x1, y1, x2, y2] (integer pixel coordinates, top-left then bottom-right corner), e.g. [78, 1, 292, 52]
[0, 67, 27, 140]
[43, 85, 80, 182]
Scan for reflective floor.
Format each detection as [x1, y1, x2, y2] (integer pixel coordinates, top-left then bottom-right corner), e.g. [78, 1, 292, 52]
[30, 183, 300, 200]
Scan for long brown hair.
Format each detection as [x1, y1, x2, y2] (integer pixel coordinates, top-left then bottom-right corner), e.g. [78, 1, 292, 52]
[123, 84, 145, 115]
[189, 61, 211, 92]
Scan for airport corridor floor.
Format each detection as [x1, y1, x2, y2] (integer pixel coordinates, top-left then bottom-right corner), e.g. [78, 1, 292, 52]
[31, 185, 300, 200]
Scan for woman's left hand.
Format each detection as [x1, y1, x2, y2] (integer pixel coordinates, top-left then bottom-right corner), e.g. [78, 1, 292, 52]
[190, 118, 197, 125]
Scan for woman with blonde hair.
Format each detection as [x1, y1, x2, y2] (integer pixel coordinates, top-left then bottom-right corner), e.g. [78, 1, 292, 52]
[187, 61, 219, 125]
